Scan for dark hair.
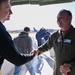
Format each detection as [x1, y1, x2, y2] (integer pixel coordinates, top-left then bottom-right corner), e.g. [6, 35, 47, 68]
[59, 9, 72, 17]
[24, 27, 30, 32]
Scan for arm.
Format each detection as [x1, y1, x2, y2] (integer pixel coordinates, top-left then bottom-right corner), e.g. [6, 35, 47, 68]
[37, 34, 53, 54]
[0, 29, 34, 66]
[33, 34, 53, 55]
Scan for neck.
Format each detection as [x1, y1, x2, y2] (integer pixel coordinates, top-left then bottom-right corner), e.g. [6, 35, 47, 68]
[0, 19, 5, 23]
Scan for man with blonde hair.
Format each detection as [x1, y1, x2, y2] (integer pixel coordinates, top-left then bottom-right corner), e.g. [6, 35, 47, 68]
[0, 0, 35, 74]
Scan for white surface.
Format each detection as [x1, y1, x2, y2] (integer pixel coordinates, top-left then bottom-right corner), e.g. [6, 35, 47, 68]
[1, 51, 54, 75]
[1, 60, 14, 75]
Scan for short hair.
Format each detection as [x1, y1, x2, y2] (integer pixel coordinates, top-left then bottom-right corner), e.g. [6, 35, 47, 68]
[59, 9, 72, 17]
[24, 27, 30, 32]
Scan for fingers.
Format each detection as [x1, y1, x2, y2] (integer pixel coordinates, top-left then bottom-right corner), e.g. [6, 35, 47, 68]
[34, 50, 40, 55]
[60, 63, 71, 74]
[60, 65, 66, 73]
[30, 49, 40, 56]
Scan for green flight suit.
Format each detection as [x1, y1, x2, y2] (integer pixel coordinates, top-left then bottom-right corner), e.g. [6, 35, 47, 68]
[38, 25, 75, 75]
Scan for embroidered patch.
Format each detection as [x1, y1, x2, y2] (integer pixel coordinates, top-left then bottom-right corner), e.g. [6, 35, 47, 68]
[64, 39, 71, 43]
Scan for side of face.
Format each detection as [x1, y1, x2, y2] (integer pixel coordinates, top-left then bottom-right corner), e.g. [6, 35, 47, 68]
[57, 11, 71, 28]
[0, 1, 12, 23]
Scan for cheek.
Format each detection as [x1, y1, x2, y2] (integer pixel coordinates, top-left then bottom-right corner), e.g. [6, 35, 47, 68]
[4, 11, 10, 19]
[3, 10, 9, 16]
[57, 20, 63, 27]
[57, 20, 61, 24]
[5, 11, 9, 16]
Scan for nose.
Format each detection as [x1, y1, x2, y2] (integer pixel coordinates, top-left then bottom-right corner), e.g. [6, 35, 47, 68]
[9, 9, 13, 15]
[57, 17, 60, 21]
[57, 18, 59, 23]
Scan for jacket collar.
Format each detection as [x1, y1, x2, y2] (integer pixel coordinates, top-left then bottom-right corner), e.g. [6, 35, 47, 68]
[0, 22, 6, 30]
[58, 25, 74, 38]
[19, 31, 28, 37]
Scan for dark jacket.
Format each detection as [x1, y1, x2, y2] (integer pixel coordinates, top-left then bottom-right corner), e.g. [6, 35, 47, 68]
[13, 31, 33, 54]
[0, 22, 34, 69]
[38, 25, 75, 75]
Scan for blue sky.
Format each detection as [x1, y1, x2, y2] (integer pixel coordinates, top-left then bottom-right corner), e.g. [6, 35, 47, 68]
[4, 1, 75, 30]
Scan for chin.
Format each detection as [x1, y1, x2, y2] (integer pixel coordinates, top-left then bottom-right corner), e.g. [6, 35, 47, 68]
[5, 19, 10, 22]
[6, 18, 10, 20]
[58, 24, 62, 27]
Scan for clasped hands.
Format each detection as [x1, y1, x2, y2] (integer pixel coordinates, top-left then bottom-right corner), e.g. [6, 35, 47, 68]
[60, 63, 71, 75]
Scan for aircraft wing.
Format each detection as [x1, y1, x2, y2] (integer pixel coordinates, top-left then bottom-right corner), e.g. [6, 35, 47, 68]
[11, 0, 75, 6]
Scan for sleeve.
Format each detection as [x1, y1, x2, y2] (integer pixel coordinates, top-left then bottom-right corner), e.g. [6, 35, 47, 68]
[70, 62, 75, 70]
[38, 33, 53, 54]
[0, 29, 34, 66]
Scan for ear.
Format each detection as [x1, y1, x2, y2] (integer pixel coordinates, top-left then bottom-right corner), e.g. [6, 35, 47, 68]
[68, 16, 72, 20]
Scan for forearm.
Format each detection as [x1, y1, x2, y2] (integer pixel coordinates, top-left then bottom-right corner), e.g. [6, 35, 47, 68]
[38, 42, 51, 54]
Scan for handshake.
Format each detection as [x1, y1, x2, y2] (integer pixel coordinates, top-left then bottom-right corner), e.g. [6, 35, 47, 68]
[31, 49, 40, 56]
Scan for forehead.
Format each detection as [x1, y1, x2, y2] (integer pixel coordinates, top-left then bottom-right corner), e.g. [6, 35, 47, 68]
[57, 11, 68, 18]
[0, 1, 11, 9]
